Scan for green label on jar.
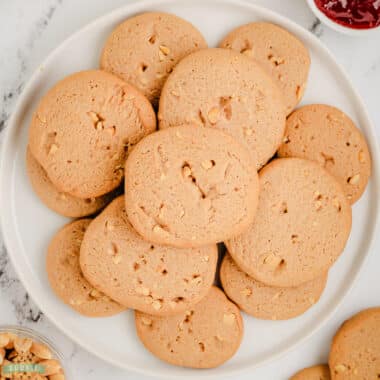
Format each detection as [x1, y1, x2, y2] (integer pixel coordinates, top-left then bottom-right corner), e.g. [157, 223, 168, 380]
[2, 363, 45, 374]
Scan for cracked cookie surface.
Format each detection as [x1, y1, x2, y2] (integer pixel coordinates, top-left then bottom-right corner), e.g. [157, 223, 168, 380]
[220, 22, 310, 114]
[278, 104, 371, 204]
[29, 70, 156, 198]
[226, 158, 352, 287]
[124, 125, 259, 247]
[80, 196, 218, 316]
[100, 12, 207, 107]
[135, 286, 243, 368]
[46, 219, 126, 317]
[158, 48, 286, 169]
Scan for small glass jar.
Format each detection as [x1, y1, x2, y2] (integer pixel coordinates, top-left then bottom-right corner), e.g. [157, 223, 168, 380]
[0, 325, 71, 379]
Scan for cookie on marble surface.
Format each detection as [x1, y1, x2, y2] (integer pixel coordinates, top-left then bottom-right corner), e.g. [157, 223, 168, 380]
[46, 219, 125, 317]
[226, 158, 352, 288]
[290, 364, 331, 380]
[329, 307, 380, 379]
[124, 125, 259, 247]
[26, 147, 118, 218]
[278, 104, 371, 204]
[29, 70, 156, 198]
[158, 48, 286, 169]
[135, 286, 243, 368]
[100, 12, 207, 107]
[80, 196, 218, 316]
[220, 22, 310, 114]
[220, 254, 328, 320]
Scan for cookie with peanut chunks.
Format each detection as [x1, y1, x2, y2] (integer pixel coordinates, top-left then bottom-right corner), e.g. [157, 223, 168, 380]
[29, 70, 156, 198]
[26, 147, 119, 217]
[100, 12, 207, 106]
[135, 286, 243, 368]
[329, 307, 380, 379]
[124, 125, 259, 247]
[220, 22, 310, 114]
[46, 219, 126, 317]
[226, 158, 352, 288]
[220, 254, 328, 320]
[278, 104, 371, 203]
[80, 196, 218, 316]
[158, 48, 286, 169]
[290, 364, 331, 380]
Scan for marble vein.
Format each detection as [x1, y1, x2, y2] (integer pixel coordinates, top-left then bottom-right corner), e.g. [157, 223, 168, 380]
[308, 18, 324, 37]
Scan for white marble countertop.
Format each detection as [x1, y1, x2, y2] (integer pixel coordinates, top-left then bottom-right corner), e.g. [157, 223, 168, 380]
[0, 0, 379, 379]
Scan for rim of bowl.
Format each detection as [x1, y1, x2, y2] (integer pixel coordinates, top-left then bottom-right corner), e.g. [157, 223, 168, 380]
[305, 0, 380, 36]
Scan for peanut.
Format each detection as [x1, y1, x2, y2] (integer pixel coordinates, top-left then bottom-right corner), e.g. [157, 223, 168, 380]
[207, 108, 220, 124]
[223, 313, 236, 325]
[348, 174, 360, 185]
[152, 300, 162, 310]
[0, 334, 10, 348]
[0, 347, 5, 365]
[358, 150, 365, 163]
[141, 317, 152, 326]
[30, 342, 52, 360]
[1, 360, 12, 377]
[14, 337, 32, 354]
[39, 359, 61, 376]
[240, 288, 252, 297]
[48, 144, 58, 155]
[158, 45, 170, 61]
[334, 364, 347, 373]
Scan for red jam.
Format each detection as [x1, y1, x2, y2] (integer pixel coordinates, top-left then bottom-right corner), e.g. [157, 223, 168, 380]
[315, 0, 380, 29]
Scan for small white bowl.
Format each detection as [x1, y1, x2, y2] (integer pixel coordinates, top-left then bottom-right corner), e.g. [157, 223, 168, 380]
[0, 326, 72, 379]
[306, 0, 380, 36]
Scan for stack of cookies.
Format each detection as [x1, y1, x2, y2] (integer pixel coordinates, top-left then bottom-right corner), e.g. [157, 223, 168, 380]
[25, 12, 371, 369]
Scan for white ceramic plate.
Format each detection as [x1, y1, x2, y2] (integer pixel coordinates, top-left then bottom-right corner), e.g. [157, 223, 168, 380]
[1, 0, 379, 378]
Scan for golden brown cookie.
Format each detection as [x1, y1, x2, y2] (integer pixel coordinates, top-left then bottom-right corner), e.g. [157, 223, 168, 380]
[26, 147, 119, 217]
[80, 196, 218, 316]
[46, 219, 125, 317]
[291, 364, 331, 380]
[278, 104, 371, 204]
[124, 125, 259, 247]
[100, 12, 207, 106]
[158, 48, 286, 169]
[226, 158, 352, 287]
[329, 307, 380, 379]
[220, 22, 310, 114]
[220, 254, 328, 320]
[135, 286, 243, 368]
[29, 70, 156, 198]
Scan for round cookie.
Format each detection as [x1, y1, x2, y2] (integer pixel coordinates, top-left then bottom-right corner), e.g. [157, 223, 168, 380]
[135, 286, 243, 368]
[80, 196, 218, 316]
[220, 22, 310, 114]
[26, 147, 119, 217]
[124, 125, 259, 247]
[291, 364, 331, 380]
[29, 70, 156, 198]
[100, 12, 207, 106]
[46, 219, 125, 317]
[278, 104, 371, 204]
[226, 158, 352, 287]
[329, 307, 380, 379]
[158, 48, 286, 169]
[220, 254, 328, 320]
